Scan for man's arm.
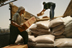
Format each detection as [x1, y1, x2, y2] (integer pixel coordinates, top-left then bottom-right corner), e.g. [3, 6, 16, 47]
[41, 9, 46, 12]
[11, 20, 21, 28]
[37, 9, 46, 16]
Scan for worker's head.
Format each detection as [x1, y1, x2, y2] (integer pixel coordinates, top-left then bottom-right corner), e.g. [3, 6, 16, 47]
[17, 6, 25, 14]
[43, 2, 46, 5]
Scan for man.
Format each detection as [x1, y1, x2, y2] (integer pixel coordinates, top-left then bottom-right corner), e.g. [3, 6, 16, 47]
[9, 6, 28, 45]
[37, 2, 56, 20]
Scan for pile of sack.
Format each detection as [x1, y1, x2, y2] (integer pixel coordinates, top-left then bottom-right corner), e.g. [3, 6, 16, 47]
[15, 34, 55, 47]
[15, 35, 72, 47]
[29, 20, 51, 37]
[49, 18, 65, 38]
[15, 16, 72, 47]
[28, 18, 66, 38]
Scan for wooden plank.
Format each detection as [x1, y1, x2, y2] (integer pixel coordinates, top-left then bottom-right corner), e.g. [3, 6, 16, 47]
[63, 0, 72, 17]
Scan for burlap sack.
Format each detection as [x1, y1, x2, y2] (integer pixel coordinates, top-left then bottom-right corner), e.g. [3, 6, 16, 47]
[28, 35, 35, 42]
[30, 28, 38, 31]
[65, 21, 72, 32]
[52, 28, 65, 36]
[35, 43, 54, 47]
[31, 31, 49, 36]
[63, 29, 72, 35]
[52, 25, 65, 33]
[61, 16, 72, 25]
[54, 38, 72, 47]
[55, 35, 66, 39]
[65, 20, 72, 27]
[65, 32, 72, 38]
[26, 29, 31, 35]
[30, 28, 51, 34]
[65, 26, 72, 32]
[63, 21, 72, 35]
[50, 18, 64, 28]
[37, 29, 51, 34]
[15, 35, 35, 44]
[36, 20, 50, 30]
[15, 35, 23, 44]
[36, 24, 48, 30]
[28, 42, 36, 46]
[32, 34, 55, 43]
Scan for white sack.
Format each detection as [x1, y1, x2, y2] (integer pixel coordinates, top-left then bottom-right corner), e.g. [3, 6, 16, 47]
[52, 28, 65, 36]
[28, 35, 35, 42]
[28, 42, 36, 46]
[35, 43, 54, 47]
[55, 35, 66, 39]
[63, 21, 72, 35]
[31, 31, 49, 36]
[29, 24, 37, 29]
[65, 32, 72, 38]
[50, 18, 64, 28]
[36, 20, 50, 29]
[61, 16, 72, 25]
[30, 28, 51, 34]
[63, 29, 72, 35]
[33, 34, 55, 43]
[26, 24, 37, 35]
[15, 35, 23, 44]
[54, 38, 72, 47]
[65, 20, 72, 27]
[52, 24, 65, 32]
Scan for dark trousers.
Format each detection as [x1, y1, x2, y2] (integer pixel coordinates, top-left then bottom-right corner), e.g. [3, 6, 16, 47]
[50, 4, 56, 20]
[9, 24, 28, 44]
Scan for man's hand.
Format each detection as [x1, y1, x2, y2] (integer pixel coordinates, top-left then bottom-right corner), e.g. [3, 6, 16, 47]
[37, 12, 44, 16]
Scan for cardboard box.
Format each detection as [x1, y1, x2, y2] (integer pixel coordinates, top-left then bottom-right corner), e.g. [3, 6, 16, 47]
[3, 44, 28, 48]
[18, 17, 36, 32]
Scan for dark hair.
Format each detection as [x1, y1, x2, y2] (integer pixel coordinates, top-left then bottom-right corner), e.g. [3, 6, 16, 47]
[43, 2, 46, 5]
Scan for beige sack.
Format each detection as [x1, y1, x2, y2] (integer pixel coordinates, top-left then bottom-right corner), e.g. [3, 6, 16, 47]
[65, 32, 72, 38]
[30, 28, 38, 31]
[28, 42, 36, 46]
[36, 20, 50, 29]
[63, 29, 72, 35]
[31, 31, 49, 36]
[65, 20, 72, 27]
[37, 29, 51, 34]
[52, 25, 65, 33]
[35, 43, 54, 47]
[28, 35, 35, 42]
[55, 35, 66, 39]
[65, 26, 72, 32]
[30, 28, 51, 34]
[15, 35, 23, 44]
[50, 18, 64, 28]
[52, 28, 65, 36]
[61, 16, 72, 25]
[33, 34, 55, 43]
[54, 38, 72, 47]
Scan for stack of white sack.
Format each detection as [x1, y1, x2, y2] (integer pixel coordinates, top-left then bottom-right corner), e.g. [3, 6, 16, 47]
[49, 18, 65, 36]
[15, 34, 55, 47]
[61, 16, 72, 38]
[32, 34, 55, 47]
[29, 20, 51, 37]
